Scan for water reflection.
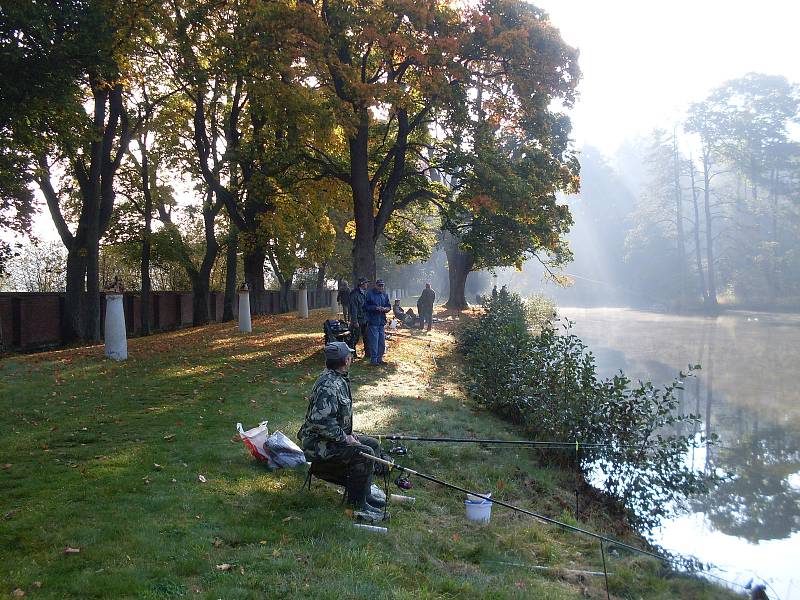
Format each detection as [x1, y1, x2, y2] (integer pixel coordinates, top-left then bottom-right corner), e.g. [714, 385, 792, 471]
[561, 308, 800, 597]
[697, 426, 800, 542]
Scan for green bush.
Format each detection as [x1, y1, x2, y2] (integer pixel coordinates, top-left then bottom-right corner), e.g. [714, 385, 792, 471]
[458, 289, 715, 532]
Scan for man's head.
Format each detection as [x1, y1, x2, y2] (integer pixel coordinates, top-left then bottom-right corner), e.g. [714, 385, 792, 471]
[324, 341, 353, 371]
[394, 299, 400, 305]
[357, 277, 369, 290]
[375, 279, 385, 292]
[425, 283, 431, 289]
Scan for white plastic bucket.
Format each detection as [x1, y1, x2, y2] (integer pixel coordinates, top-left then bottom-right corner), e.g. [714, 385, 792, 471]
[465, 498, 493, 523]
[467, 492, 491, 503]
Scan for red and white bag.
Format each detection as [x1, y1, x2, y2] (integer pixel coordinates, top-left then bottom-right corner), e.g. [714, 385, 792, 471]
[236, 421, 270, 462]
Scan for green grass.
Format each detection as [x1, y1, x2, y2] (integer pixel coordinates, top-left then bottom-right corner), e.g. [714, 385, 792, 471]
[0, 309, 739, 599]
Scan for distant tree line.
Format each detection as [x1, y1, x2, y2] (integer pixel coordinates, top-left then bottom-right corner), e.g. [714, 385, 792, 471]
[1, 0, 582, 341]
[544, 73, 799, 312]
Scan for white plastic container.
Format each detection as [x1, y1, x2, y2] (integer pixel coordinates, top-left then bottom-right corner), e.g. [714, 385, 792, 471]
[465, 498, 493, 523]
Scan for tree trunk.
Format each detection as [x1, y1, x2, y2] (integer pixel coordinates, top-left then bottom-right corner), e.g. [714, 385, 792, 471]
[315, 261, 327, 297]
[444, 235, 474, 310]
[63, 245, 87, 342]
[223, 225, 238, 322]
[140, 146, 153, 336]
[350, 118, 377, 283]
[688, 160, 708, 305]
[140, 233, 152, 336]
[243, 250, 266, 315]
[279, 279, 293, 313]
[191, 274, 211, 325]
[701, 151, 718, 311]
[673, 131, 687, 309]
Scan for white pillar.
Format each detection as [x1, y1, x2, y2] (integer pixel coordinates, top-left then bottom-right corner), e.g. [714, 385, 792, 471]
[104, 294, 127, 361]
[330, 290, 339, 315]
[238, 289, 252, 333]
[298, 287, 309, 319]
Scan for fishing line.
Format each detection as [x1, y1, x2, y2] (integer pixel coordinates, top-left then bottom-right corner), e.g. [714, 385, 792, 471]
[360, 452, 752, 594]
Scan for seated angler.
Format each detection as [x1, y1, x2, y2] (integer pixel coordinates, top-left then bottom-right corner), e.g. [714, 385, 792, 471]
[297, 342, 388, 520]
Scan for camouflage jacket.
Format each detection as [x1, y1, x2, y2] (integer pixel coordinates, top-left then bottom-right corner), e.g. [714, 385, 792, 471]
[348, 288, 367, 324]
[297, 368, 353, 461]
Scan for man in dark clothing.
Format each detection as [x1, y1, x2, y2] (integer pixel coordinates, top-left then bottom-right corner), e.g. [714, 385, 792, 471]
[348, 278, 370, 358]
[365, 279, 391, 365]
[417, 283, 436, 331]
[337, 281, 351, 322]
[297, 342, 387, 520]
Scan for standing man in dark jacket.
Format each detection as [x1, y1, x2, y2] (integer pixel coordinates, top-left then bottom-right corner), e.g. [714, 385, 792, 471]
[365, 279, 391, 365]
[337, 281, 351, 322]
[348, 278, 369, 358]
[417, 283, 436, 331]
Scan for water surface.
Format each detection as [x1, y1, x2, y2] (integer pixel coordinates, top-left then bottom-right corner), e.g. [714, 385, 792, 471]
[561, 307, 800, 599]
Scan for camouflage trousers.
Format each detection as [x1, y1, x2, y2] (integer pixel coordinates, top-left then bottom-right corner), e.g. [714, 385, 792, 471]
[309, 435, 381, 506]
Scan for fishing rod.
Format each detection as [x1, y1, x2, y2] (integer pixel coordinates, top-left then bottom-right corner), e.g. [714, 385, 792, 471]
[372, 434, 649, 451]
[360, 452, 667, 563]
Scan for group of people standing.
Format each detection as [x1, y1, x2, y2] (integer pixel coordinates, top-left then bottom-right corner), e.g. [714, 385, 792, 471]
[336, 278, 436, 366]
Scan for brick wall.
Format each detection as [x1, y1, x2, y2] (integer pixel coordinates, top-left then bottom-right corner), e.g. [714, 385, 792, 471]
[0, 289, 335, 352]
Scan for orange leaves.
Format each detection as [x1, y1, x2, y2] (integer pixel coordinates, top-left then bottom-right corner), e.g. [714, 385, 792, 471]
[469, 194, 497, 212]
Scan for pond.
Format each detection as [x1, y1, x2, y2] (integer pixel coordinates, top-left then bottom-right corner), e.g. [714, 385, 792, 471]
[560, 307, 800, 600]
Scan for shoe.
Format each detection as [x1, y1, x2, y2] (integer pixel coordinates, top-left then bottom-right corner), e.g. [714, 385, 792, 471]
[353, 504, 389, 522]
[366, 493, 386, 509]
[377, 360, 388, 366]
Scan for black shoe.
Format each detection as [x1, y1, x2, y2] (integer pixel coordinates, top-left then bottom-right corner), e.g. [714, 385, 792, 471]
[377, 360, 388, 366]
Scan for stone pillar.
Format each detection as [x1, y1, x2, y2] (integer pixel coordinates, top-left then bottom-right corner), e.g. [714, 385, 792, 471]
[238, 286, 252, 333]
[330, 290, 338, 315]
[298, 287, 309, 319]
[104, 294, 128, 361]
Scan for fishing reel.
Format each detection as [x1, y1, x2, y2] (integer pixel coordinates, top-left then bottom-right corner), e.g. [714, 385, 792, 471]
[389, 445, 409, 456]
[395, 474, 413, 490]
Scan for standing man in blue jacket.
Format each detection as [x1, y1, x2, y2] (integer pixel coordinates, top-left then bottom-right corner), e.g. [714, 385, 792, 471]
[365, 279, 392, 365]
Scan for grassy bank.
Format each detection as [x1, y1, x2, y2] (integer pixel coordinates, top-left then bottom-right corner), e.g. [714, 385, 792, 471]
[1, 309, 738, 599]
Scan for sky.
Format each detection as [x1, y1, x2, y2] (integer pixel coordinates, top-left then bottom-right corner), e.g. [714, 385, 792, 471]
[12, 0, 800, 242]
[535, 0, 800, 157]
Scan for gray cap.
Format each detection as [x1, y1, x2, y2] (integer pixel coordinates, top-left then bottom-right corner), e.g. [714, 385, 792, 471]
[324, 341, 353, 360]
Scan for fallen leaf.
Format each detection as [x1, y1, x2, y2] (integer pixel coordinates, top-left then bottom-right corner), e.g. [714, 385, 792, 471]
[2, 463, 11, 470]
[271, 549, 281, 557]
[32, 582, 42, 589]
[3, 509, 20, 520]
[163, 434, 176, 442]
[215, 563, 234, 571]
[239, 567, 245, 575]
[451, 533, 460, 542]
[153, 464, 163, 471]
[64, 546, 81, 554]
[12, 588, 25, 597]
[497, 479, 506, 491]
[282, 516, 299, 522]
[259, 540, 267, 545]
[212, 538, 224, 548]
[198, 474, 207, 483]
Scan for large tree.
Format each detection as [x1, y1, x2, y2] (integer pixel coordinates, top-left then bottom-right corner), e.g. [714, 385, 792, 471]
[301, 0, 579, 284]
[5, 0, 162, 341]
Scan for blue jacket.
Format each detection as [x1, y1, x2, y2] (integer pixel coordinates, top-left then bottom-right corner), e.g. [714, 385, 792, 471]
[365, 288, 391, 326]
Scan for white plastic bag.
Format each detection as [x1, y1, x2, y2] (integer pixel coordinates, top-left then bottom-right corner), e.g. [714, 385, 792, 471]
[236, 421, 270, 462]
[265, 431, 307, 469]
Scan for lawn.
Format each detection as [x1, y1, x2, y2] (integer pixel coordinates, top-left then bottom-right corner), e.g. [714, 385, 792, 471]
[0, 308, 738, 599]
